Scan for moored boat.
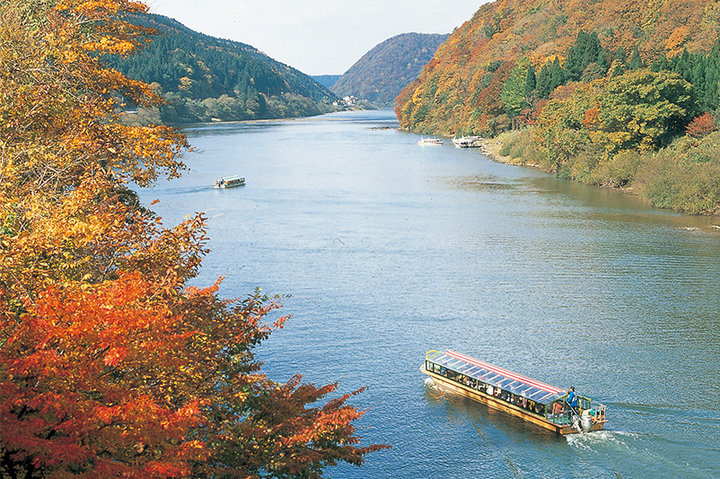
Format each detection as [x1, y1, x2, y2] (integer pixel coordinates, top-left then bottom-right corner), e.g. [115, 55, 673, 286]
[418, 137, 443, 146]
[214, 175, 245, 188]
[451, 136, 483, 148]
[421, 350, 607, 435]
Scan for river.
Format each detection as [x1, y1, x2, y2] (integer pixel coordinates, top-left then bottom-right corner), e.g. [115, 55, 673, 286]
[138, 110, 720, 478]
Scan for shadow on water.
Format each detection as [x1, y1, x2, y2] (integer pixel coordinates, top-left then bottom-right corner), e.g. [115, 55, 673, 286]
[182, 121, 288, 137]
[423, 379, 566, 444]
[449, 175, 521, 191]
[450, 165, 720, 233]
[525, 175, 720, 231]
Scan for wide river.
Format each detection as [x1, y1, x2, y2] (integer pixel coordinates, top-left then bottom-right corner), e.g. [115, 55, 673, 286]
[139, 110, 720, 478]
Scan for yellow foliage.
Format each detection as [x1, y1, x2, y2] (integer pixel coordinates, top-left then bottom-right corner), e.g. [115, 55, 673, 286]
[665, 26, 690, 57]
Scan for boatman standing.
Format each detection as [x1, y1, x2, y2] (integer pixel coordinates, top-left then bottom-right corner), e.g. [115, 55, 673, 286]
[567, 386, 579, 408]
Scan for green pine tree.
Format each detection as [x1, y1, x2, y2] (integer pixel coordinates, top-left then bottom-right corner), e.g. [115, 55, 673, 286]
[629, 46, 643, 70]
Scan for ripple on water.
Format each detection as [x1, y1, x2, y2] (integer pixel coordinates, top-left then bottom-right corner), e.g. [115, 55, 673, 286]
[140, 111, 720, 479]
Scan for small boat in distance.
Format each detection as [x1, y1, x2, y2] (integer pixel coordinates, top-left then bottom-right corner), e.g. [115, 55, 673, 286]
[452, 136, 483, 148]
[422, 350, 607, 435]
[214, 175, 245, 188]
[418, 137, 443, 146]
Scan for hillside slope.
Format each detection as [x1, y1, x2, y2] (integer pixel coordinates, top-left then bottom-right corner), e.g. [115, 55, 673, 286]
[312, 75, 342, 88]
[332, 33, 448, 106]
[396, 0, 720, 135]
[108, 14, 337, 122]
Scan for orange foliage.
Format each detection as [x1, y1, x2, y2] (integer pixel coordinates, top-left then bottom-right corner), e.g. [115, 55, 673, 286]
[1, 275, 208, 476]
[582, 107, 600, 129]
[686, 112, 718, 138]
[1, 1, 384, 476]
[396, 0, 720, 135]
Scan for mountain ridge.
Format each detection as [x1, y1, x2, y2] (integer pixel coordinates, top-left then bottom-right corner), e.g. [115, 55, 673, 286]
[331, 32, 448, 106]
[108, 13, 337, 122]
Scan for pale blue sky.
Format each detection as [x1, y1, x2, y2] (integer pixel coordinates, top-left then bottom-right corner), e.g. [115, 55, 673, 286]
[147, 0, 488, 75]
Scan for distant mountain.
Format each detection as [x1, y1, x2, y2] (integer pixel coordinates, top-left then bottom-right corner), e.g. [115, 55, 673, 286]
[312, 75, 342, 88]
[331, 33, 448, 106]
[107, 14, 337, 123]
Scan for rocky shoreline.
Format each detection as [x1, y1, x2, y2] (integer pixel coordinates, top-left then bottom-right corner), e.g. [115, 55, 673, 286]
[477, 138, 540, 169]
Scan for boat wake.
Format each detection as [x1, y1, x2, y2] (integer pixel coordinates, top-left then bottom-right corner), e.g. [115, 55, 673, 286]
[565, 429, 637, 450]
[423, 377, 450, 398]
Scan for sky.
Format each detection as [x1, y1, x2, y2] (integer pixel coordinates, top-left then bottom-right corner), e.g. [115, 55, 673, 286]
[146, 0, 488, 75]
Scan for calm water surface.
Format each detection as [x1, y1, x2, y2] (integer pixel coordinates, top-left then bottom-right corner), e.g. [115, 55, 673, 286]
[139, 111, 720, 478]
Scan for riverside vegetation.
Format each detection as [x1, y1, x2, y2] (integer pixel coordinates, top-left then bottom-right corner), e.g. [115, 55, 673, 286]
[396, 0, 720, 215]
[0, 1, 383, 477]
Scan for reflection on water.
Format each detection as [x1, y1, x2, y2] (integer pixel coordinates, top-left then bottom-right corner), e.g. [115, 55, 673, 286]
[139, 110, 720, 478]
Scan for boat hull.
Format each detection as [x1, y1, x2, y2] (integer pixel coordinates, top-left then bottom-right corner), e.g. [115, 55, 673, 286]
[451, 137, 482, 148]
[214, 178, 245, 188]
[422, 367, 606, 435]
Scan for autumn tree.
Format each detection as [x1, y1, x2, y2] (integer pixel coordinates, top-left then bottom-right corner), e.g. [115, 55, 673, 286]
[535, 69, 696, 177]
[0, 1, 383, 477]
[591, 70, 696, 153]
[686, 112, 718, 137]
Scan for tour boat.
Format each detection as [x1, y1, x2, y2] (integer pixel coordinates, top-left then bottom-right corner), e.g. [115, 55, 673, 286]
[418, 137, 443, 146]
[214, 175, 245, 188]
[451, 136, 483, 148]
[421, 350, 607, 435]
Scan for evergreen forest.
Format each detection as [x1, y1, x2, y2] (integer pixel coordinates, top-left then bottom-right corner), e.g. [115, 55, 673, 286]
[107, 14, 338, 123]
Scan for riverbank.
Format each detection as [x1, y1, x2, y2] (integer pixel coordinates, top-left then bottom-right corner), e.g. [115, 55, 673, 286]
[474, 128, 720, 221]
[478, 137, 538, 168]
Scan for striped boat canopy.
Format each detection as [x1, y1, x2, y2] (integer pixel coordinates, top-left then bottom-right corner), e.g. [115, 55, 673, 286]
[426, 350, 566, 405]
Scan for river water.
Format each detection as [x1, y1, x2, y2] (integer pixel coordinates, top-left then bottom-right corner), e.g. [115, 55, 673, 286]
[139, 110, 720, 478]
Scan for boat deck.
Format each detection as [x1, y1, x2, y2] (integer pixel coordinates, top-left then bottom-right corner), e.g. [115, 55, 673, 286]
[422, 350, 607, 435]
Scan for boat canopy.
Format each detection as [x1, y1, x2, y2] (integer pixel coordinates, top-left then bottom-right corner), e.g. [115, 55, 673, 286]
[426, 350, 566, 406]
[222, 175, 245, 182]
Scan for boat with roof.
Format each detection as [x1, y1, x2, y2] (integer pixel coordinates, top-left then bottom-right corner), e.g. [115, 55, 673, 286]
[421, 350, 607, 434]
[214, 175, 245, 188]
[451, 136, 483, 148]
[418, 137, 443, 146]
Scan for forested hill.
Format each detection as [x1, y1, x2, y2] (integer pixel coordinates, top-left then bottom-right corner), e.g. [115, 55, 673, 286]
[396, 0, 720, 215]
[312, 75, 342, 88]
[331, 33, 448, 106]
[396, 0, 720, 135]
[107, 14, 337, 123]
